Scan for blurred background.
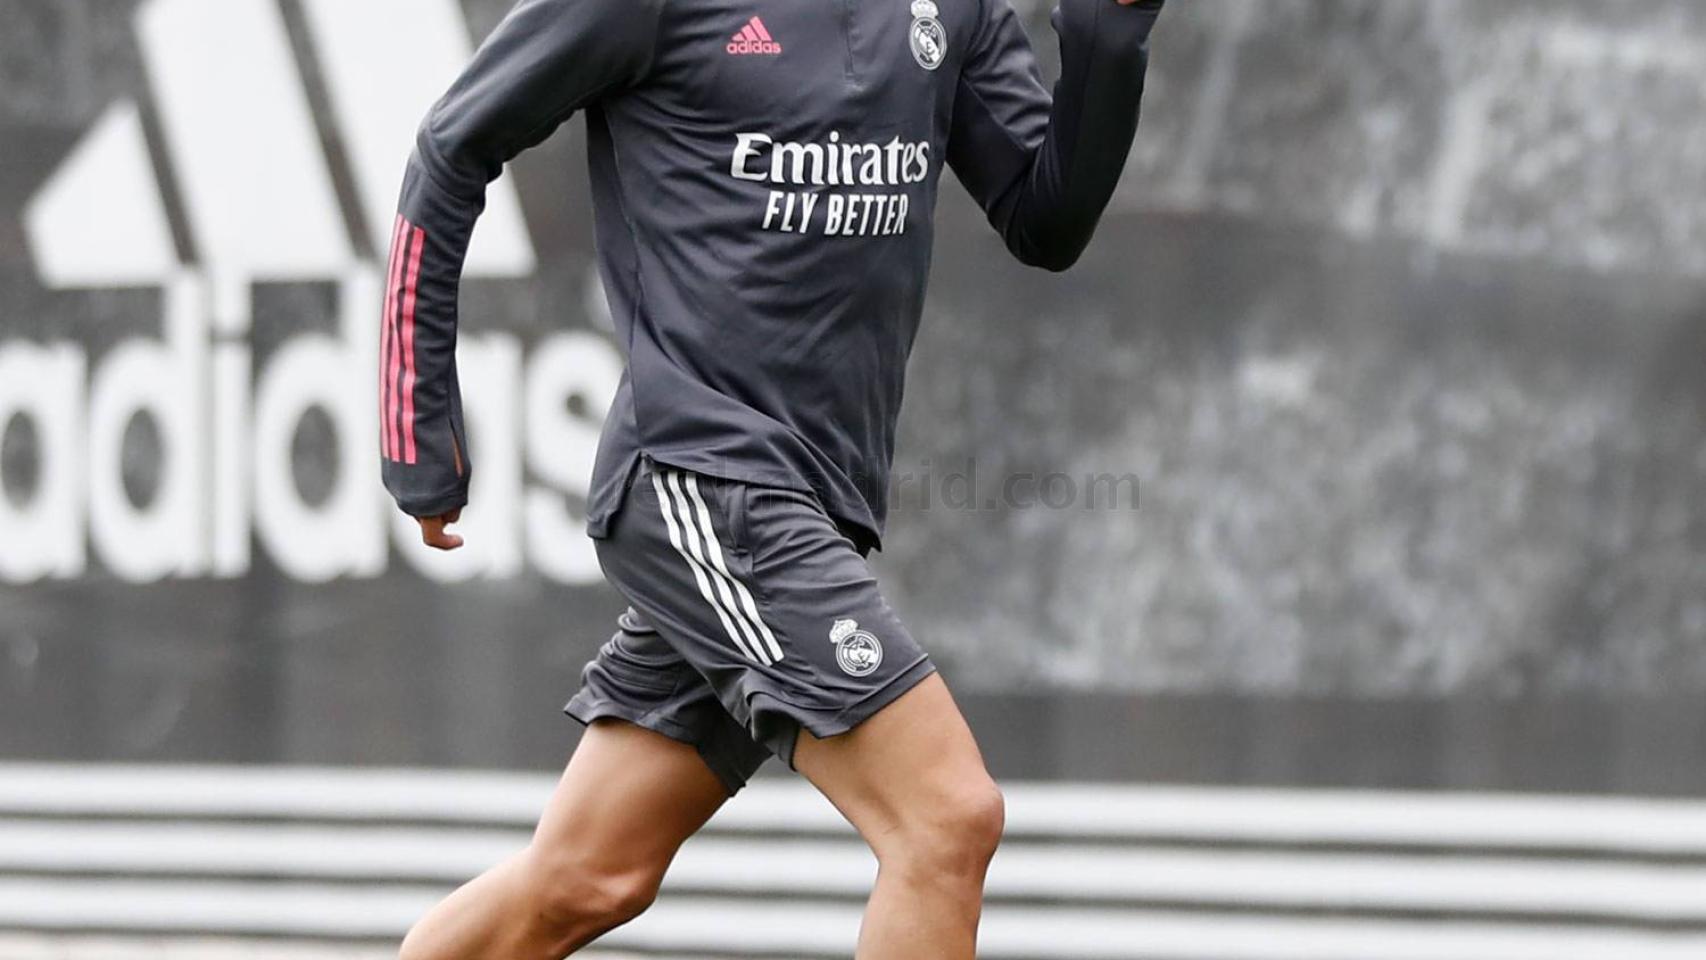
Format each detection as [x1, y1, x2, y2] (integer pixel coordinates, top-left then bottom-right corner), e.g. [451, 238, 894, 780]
[2, 0, 1704, 957]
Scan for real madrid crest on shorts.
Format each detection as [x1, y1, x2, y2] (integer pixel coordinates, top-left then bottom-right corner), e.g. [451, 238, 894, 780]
[908, 0, 947, 71]
[829, 618, 884, 677]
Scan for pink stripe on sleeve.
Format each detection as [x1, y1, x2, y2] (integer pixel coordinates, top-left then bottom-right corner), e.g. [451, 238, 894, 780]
[380, 215, 407, 460]
[400, 226, 426, 465]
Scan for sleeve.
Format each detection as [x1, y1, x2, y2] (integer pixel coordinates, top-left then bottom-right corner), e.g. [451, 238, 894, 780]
[947, 0, 1164, 273]
[380, 0, 664, 517]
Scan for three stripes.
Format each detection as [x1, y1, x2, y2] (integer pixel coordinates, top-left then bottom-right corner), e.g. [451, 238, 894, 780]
[652, 469, 786, 666]
[735, 16, 774, 45]
[380, 214, 425, 464]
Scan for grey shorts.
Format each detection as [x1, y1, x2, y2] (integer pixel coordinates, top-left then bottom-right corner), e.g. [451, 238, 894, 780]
[566, 459, 937, 795]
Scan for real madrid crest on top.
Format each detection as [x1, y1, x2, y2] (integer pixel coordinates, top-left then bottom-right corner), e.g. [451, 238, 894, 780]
[908, 0, 947, 71]
[830, 618, 885, 677]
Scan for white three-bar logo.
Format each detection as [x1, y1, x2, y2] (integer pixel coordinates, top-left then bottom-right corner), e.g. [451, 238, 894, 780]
[28, 0, 533, 304]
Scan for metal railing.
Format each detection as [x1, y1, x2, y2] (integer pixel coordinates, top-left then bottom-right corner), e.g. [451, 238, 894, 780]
[4, 765, 1706, 958]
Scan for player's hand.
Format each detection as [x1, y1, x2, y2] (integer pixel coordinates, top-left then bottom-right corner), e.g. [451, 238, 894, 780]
[417, 509, 465, 551]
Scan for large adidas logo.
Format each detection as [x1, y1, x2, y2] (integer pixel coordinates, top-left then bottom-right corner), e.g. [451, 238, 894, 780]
[727, 16, 783, 56]
[2, 0, 620, 587]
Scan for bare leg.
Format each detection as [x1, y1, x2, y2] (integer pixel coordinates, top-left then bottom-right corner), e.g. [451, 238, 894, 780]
[399, 719, 728, 960]
[793, 674, 1005, 960]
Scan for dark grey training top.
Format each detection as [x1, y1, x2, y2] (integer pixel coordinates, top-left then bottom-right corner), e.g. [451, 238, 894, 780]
[379, 0, 1166, 549]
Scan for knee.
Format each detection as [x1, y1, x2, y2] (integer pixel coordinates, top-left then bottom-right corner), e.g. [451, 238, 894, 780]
[525, 845, 662, 937]
[881, 779, 1006, 880]
[949, 779, 1007, 865]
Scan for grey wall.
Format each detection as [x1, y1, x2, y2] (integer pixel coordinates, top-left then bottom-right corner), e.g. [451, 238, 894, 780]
[2, 0, 1703, 792]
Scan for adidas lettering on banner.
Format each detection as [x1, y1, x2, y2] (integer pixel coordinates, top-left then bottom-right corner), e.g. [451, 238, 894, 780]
[727, 16, 782, 55]
[2, 0, 625, 587]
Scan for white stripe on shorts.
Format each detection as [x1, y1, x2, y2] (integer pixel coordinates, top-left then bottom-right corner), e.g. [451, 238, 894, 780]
[651, 470, 768, 666]
[683, 474, 785, 664]
[664, 470, 784, 666]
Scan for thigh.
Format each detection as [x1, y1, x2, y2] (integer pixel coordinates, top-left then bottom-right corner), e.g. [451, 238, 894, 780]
[791, 673, 996, 848]
[532, 718, 730, 875]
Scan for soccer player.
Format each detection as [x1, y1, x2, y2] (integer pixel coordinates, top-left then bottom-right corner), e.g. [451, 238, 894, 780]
[378, 0, 1166, 955]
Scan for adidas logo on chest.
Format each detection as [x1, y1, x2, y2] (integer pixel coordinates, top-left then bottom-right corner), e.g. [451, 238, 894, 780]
[727, 16, 782, 55]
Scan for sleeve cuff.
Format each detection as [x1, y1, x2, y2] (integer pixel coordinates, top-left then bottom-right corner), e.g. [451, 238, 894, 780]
[395, 488, 470, 519]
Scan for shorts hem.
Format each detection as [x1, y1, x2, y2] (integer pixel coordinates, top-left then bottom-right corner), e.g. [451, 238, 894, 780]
[564, 695, 749, 797]
[769, 655, 938, 770]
